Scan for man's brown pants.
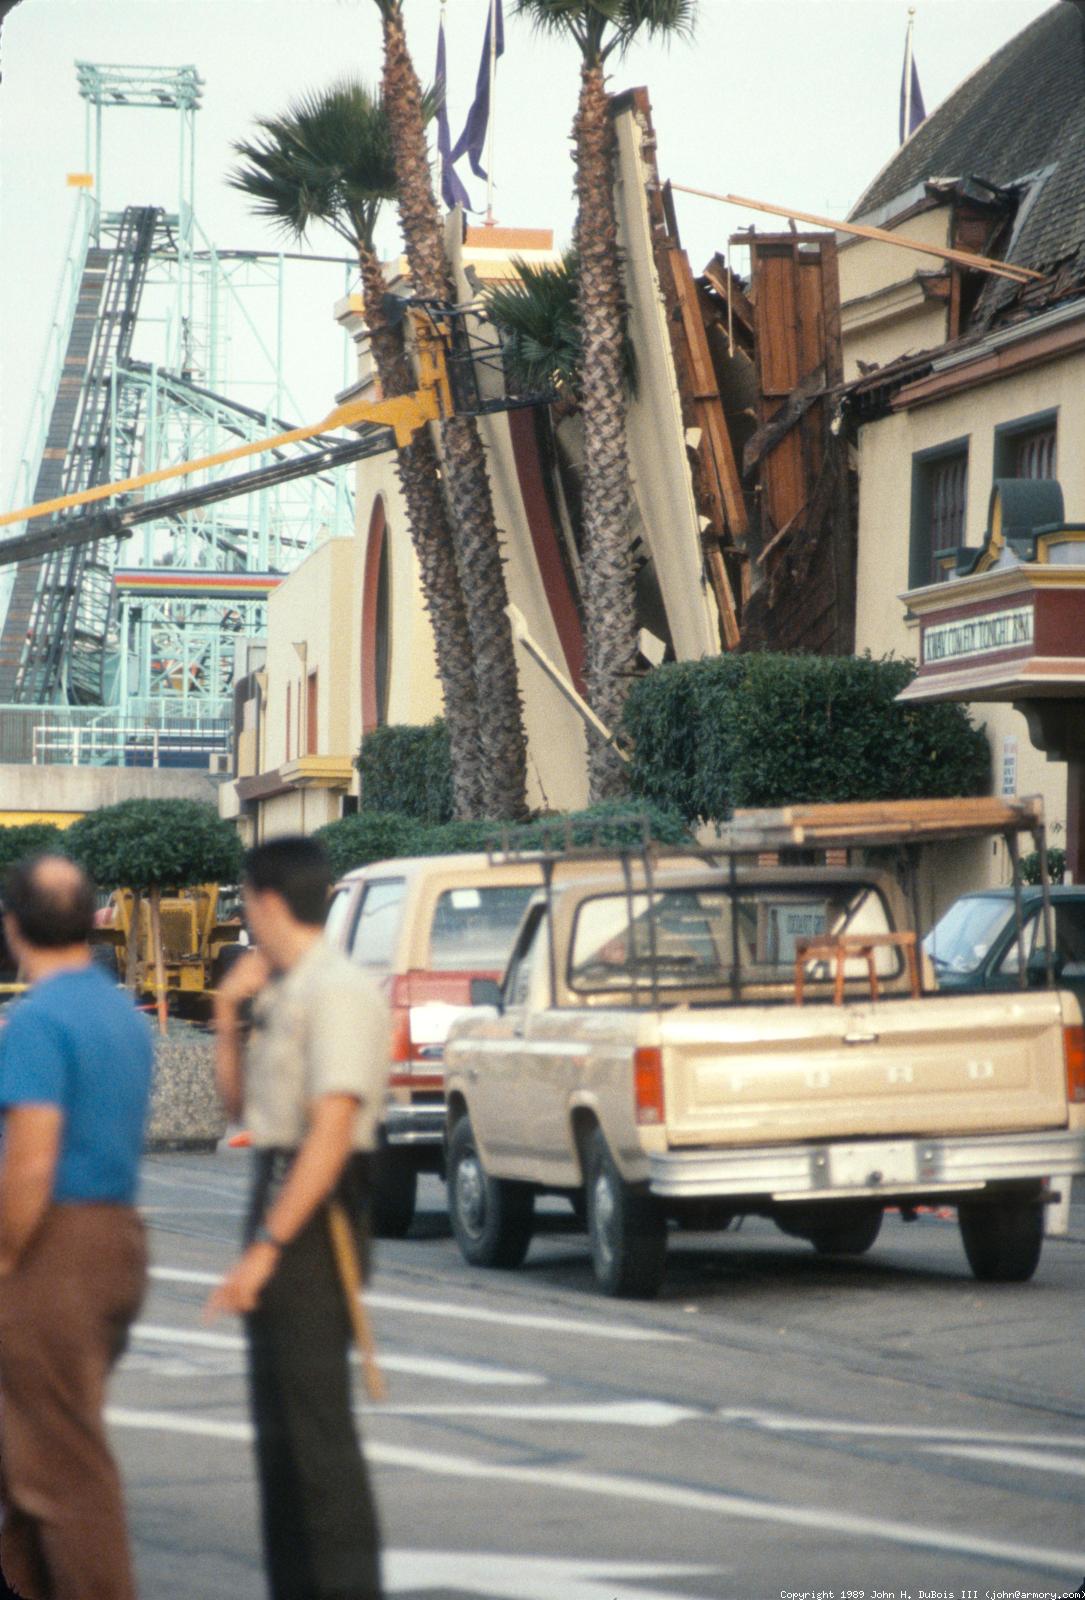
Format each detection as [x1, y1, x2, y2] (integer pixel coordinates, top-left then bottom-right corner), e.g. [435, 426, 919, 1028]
[0, 1204, 147, 1600]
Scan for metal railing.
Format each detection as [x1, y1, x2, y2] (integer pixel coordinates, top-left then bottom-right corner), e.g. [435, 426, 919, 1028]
[31, 724, 230, 768]
[0, 704, 230, 768]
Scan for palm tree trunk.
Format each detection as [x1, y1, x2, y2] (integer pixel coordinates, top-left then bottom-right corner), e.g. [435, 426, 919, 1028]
[574, 64, 635, 801]
[356, 248, 485, 818]
[378, 5, 529, 821]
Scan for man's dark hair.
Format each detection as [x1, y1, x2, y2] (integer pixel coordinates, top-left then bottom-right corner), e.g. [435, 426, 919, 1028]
[2, 855, 97, 948]
[243, 835, 332, 926]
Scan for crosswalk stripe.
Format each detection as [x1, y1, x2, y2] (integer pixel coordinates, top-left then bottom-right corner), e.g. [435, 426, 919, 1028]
[104, 1406, 1085, 1576]
[148, 1266, 683, 1342]
[924, 1444, 1085, 1476]
[128, 1322, 544, 1387]
[718, 1407, 1085, 1452]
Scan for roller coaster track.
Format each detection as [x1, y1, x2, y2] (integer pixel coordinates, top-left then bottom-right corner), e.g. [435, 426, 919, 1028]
[0, 205, 161, 704]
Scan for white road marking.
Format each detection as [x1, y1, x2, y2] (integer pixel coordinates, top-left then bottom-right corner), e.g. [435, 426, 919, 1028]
[108, 1406, 251, 1441]
[129, 1323, 544, 1388]
[382, 1552, 723, 1600]
[360, 1401, 698, 1427]
[149, 1266, 220, 1285]
[924, 1444, 1085, 1477]
[719, 1407, 1085, 1452]
[104, 1406, 1085, 1575]
[364, 1290, 684, 1342]
[148, 1267, 683, 1342]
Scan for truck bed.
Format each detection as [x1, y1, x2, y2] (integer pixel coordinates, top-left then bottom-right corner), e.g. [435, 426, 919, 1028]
[659, 989, 1070, 1148]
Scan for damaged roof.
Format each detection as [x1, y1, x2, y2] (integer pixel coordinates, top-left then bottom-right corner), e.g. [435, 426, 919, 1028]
[852, 1, 1085, 298]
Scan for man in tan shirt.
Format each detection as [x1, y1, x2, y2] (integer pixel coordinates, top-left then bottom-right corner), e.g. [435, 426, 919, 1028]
[207, 835, 389, 1600]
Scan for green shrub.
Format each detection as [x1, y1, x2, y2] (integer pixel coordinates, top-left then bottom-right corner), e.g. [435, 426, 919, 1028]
[0, 823, 67, 876]
[1019, 847, 1066, 886]
[511, 800, 690, 851]
[65, 799, 242, 889]
[314, 801, 690, 877]
[313, 813, 427, 878]
[355, 720, 453, 824]
[623, 653, 990, 823]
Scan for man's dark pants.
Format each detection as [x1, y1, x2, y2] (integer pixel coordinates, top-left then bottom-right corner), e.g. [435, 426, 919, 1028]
[0, 1203, 146, 1600]
[245, 1152, 381, 1600]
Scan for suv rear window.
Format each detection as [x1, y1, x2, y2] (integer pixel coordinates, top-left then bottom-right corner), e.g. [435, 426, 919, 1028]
[349, 878, 407, 970]
[324, 886, 354, 947]
[428, 885, 535, 971]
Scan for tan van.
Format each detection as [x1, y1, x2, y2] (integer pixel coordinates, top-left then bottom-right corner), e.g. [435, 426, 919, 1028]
[325, 854, 546, 1235]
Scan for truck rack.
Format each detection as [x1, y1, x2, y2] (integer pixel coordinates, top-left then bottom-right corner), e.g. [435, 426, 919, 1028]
[484, 796, 1055, 1010]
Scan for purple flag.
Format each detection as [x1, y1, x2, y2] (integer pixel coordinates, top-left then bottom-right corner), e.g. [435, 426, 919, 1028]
[898, 39, 926, 144]
[436, 11, 473, 212]
[450, 0, 505, 183]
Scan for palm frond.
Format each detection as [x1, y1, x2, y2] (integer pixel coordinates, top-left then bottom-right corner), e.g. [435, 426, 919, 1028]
[611, 0, 696, 55]
[228, 79, 402, 252]
[483, 251, 637, 402]
[514, 0, 693, 62]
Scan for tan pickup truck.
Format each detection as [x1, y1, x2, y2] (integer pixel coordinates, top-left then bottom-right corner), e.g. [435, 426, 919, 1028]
[443, 799, 1085, 1297]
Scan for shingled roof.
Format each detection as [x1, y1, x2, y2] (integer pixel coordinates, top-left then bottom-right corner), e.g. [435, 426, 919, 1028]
[851, 1, 1085, 316]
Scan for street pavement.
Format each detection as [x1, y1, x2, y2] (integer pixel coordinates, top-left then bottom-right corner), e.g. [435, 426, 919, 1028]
[116, 1151, 1085, 1600]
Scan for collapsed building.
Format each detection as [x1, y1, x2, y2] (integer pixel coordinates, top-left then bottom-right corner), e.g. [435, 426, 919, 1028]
[224, 0, 1085, 847]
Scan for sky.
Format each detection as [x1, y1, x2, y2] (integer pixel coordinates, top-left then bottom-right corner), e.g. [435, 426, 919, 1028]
[0, 0, 1056, 512]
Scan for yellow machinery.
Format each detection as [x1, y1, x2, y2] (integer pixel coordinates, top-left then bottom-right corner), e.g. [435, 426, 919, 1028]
[92, 885, 245, 1009]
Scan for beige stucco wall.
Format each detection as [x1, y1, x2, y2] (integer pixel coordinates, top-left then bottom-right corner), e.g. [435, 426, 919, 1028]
[838, 205, 952, 380]
[264, 536, 355, 771]
[853, 351, 1084, 892]
[257, 786, 341, 842]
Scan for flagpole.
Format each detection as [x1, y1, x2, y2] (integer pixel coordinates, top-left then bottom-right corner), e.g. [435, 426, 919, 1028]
[903, 7, 915, 141]
[485, 0, 498, 225]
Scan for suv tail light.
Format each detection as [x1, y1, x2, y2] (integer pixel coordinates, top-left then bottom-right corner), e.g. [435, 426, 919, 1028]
[1065, 1025, 1085, 1103]
[387, 974, 468, 1086]
[634, 1046, 665, 1125]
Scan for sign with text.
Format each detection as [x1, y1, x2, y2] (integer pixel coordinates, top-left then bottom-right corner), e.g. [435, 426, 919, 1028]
[923, 604, 1034, 666]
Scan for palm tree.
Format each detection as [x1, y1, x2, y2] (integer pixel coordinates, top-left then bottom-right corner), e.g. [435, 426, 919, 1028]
[229, 82, 487, 819]
[370, 0, 529, 821]
[515, 0, 696, 799]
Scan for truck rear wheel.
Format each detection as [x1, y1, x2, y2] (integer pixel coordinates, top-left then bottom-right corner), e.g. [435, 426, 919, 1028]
[586, 1128, 667, 1299]
[448, 1115, 534, 1268]
[808, 1204, 883, 1257]
[372, 1142, 418, 1239]
[958, 1196, 1044, 1282]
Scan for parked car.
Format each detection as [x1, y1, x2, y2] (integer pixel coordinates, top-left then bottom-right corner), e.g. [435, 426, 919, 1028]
[924, 884, 1085, 1007]
[325, 853, 547, 1236]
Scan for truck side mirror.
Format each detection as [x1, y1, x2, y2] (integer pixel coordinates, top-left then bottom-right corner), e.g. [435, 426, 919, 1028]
[470, 977, 504, 1012]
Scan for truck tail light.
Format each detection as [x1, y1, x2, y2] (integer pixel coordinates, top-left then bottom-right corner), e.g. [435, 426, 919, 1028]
[634, 1046, 665, 1126]
[1064, 1025, 1085, 1103]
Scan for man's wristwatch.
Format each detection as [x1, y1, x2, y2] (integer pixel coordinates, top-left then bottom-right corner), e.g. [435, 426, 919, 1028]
[253, 1223, 287, 1250]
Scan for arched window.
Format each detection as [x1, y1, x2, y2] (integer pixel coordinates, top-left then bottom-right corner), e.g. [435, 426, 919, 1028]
[361, 496, 391, 732]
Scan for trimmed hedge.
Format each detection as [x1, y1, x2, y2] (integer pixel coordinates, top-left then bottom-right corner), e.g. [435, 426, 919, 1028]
[314, 799, 689, 877]
[64, 799, 243, 890]
[355, 720, 453, 824]
[0, 823, 66, 876]
[623, 653, 990, 824]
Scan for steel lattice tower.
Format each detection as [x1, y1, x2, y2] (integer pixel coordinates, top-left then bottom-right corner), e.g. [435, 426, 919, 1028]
[0, 62, 354, 729]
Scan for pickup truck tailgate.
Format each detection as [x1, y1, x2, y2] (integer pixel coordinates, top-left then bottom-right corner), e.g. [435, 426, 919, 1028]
[660, 991, 1069, 1147]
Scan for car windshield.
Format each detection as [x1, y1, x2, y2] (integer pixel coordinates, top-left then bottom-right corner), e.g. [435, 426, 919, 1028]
[568, 882, 899, 995]
[923, 895, 1014, 975]
[429, 885, 537, 971]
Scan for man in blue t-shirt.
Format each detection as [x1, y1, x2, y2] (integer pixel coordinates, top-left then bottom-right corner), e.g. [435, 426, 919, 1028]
[0, 855, 153, 1600]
